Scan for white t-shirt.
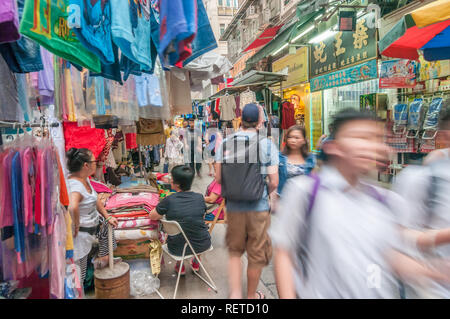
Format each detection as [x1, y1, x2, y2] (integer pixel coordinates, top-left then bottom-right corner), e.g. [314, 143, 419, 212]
[68, 178, 100, 261]
[270, 166, 404, 298]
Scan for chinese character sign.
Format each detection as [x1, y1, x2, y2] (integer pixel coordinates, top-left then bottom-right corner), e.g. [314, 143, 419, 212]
[309, 13, 377, 79]
[310, 91, 323, 152]
[310, 59, 378, 92]
[379, 59, 417, 88]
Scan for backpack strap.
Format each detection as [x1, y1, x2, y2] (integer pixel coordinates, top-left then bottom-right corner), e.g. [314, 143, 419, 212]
[425, 164, 440, 227]
[298, 173, 321, 280]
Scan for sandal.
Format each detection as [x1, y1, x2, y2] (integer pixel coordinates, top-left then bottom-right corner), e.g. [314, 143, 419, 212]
[255, 291, 266, 299]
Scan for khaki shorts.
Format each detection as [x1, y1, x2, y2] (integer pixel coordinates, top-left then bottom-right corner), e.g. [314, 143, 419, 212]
[225, 211, 272, 268]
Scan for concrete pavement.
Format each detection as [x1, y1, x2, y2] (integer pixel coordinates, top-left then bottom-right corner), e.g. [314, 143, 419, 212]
[141, 164, 278, 299]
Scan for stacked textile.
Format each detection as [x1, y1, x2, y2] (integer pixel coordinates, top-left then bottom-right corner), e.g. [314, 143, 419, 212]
[105, 191, 160, 259]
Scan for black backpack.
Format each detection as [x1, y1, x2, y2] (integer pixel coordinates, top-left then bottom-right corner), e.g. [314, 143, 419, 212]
[220, 133, 265, 202]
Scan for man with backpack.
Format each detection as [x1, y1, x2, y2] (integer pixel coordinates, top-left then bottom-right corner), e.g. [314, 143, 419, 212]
[393, 105, 450, 298]
[270, 108, 449, 298]
[215, 103, 279, 299]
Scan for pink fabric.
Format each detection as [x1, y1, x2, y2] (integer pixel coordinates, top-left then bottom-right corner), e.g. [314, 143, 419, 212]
[206, 180, 224, 218]
[206, 180, 223, 205]
[105, 192, 160, 210]
[90, 179, 112, 194]
[0, 151, 14, 228]
[50, 211, 66, 299]
[117, 218, 157, 229]
[21, 147, 35, 233]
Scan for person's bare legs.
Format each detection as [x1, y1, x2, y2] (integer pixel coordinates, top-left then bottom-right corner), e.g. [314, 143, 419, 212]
[247, 266, 263, 299]
[228, 255, 242, 299]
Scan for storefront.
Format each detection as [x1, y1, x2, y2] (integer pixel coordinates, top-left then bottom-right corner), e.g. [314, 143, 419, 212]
[307, 12, 395, 152]
[272, 46, 310, 138]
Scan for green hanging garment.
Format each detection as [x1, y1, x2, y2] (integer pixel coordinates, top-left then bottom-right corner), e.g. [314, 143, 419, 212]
[19, 0, 101, 72]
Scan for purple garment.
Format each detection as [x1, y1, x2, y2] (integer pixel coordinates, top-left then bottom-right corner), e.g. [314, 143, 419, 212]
[38, 47, 54, 105]
[45, 149, 55, 233]
[0, 0, 20, 43]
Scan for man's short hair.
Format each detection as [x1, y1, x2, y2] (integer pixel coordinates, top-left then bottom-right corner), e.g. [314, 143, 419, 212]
[171, 165, 195, 191]
[242, 120, 258, 129]
[330, 108, 378, 140]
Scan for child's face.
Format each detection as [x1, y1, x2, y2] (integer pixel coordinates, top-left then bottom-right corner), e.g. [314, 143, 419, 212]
[327, 120, 389, 175]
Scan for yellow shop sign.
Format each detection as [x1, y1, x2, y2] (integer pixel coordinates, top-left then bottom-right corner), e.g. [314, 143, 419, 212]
[272, 46, 309, 87]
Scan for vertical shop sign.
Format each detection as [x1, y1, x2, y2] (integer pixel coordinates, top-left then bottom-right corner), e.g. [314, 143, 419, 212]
[310, 91, 323, 152]
[309, 12, 377, 79]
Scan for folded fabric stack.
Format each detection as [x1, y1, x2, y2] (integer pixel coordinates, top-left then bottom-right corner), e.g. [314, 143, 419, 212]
[105, 191, 161, 260]
[90, 179, 113, 206]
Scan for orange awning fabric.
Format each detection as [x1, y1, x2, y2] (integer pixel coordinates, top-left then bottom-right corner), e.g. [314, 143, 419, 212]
[243, 25, 284, 52]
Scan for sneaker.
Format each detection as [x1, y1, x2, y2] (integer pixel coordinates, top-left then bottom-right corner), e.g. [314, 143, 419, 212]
[191, 258, 200, 272]
[174, 262, 186, 275]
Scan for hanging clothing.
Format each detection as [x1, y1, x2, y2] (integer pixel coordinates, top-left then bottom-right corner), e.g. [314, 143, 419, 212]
[158, 0, 197, 66]
[0, 0, 20, 43]
[240, 90, 256, 108]
[20, 0, 101, 72]
[63, 122, 107, 159]
[110, 0, 153, 71]
[69, 0, 114, 65]
[281, 101, 295, 130]
[136, 118, 166, 146]
[165, 69, 192, 115]
[0, 54, 20, 122]
[219, 95, 237, 121]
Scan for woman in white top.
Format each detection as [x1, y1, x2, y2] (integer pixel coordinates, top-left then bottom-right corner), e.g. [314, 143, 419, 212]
[164, 129, 184, 173]
[66, 148, 119, 284]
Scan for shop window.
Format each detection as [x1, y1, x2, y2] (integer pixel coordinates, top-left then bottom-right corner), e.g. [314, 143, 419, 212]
[218, 0, 223, 6]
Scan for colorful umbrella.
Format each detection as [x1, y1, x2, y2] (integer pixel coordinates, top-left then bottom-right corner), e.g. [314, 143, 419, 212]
[379, 0, 450, 61]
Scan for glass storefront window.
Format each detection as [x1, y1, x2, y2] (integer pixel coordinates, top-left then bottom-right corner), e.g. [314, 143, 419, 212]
[322, 79, 397, 135]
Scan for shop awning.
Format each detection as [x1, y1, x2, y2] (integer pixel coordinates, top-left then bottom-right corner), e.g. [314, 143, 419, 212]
[243, 25, 284, 52]
[230, 70, 287, 87]
[380, 18, 450, 60]
[408, 0, 450, 28]
[245, 9, 322, 70]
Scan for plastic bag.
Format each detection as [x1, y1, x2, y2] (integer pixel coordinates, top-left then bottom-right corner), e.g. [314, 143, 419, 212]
[129, 269, 160, 297]
[64, 261, 84, 299]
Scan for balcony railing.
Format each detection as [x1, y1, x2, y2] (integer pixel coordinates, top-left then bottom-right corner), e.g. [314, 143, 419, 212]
[218, 6, 239, 16]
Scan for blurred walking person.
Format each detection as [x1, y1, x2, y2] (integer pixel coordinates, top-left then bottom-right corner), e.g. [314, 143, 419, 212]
[394, 104, 450, 298]
[215, 103, 279, 299]
[271, 109, 448, 298]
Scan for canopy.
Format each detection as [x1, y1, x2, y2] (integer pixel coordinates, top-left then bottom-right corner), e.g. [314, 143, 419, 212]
[407, 0, 450, 28]
[380, 18, 450, 60]
[243, 25, 284, 52]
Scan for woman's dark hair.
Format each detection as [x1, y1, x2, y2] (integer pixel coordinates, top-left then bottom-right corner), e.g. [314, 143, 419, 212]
[283, 125, 309, 158]
[66, 148, 93, 173]
[171, 165, 195, 191]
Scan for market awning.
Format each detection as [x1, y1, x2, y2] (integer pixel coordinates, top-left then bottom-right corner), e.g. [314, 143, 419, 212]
[243, 25, 284, 52]
[408, 0, 450, 28]
[230, 70, 287, 86]
[380, 18, 450, 60]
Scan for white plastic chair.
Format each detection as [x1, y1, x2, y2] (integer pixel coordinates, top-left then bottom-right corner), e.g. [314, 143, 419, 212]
[160, 219, 218, 299]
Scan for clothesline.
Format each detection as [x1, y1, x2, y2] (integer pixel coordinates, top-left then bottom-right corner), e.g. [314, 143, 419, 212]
[0, 120, 60, 128]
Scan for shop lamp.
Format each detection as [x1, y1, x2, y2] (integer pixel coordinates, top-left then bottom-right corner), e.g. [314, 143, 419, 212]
[272, 43, 288, 56]
[291, 25, 315, 43]
[308, 30, 337, 44]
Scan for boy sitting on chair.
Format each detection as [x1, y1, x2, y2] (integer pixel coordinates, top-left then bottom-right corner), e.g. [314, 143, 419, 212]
[150, 165, 211, 274]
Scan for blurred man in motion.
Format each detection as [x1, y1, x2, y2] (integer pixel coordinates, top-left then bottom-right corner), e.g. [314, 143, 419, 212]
[393, 104, 450, 298]
[270, 108, 449, 298]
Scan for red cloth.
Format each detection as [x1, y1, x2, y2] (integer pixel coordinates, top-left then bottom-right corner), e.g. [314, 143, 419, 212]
[381, 19, 450, 60]
[125, 133, 138, 150]
[63, 122, 107, 159]
[281, 101, 296, 130]
[215, 98, 221, 116]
